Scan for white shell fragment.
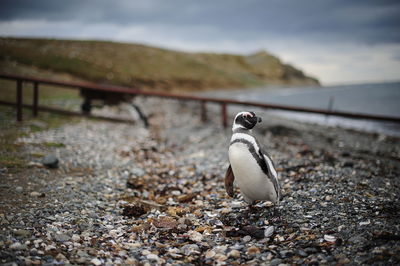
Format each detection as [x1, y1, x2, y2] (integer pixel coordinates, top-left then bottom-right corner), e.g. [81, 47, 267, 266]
[359, 220, 371, 226]
[324, 234, 337, 242]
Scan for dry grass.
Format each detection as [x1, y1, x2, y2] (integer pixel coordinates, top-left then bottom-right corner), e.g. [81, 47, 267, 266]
[0, 105, 78, 172]
[0, 37, 319, 92]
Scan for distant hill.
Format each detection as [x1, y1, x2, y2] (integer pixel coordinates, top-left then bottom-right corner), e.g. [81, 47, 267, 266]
[0, 37, 319, 91]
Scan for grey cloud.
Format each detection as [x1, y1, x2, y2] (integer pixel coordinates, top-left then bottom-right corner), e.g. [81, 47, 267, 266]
[0, 0, 399, 44]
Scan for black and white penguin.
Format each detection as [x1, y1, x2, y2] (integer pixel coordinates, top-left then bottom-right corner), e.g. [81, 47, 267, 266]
[225, 111, 281, 205]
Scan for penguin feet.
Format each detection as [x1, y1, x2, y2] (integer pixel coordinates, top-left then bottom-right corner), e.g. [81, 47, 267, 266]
[270, 206, 283, 223]
[242, 204, 254, 219]
[249, 202, 264, 213]
[248, 204, 257, 213]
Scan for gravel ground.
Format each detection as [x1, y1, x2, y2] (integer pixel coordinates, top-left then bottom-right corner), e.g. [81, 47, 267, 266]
[1, 97, 399, 265]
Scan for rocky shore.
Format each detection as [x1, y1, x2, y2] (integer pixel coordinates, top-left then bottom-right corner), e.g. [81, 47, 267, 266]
[1, 97, 399, 265]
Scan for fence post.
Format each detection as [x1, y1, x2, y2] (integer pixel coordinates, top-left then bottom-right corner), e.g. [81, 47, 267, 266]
[16, 80, 23, 122]
[201, 101, 207, 122]
[33, 82, 39, 117]
[221, 103, 228, 128]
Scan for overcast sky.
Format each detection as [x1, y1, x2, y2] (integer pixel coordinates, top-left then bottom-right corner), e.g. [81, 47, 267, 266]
[1, 0, 400, 85]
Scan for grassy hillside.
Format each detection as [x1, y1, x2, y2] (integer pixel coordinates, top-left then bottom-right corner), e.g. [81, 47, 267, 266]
[0, 37, 319, 91]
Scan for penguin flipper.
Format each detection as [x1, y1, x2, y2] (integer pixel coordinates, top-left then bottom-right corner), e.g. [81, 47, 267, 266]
[259, 149, 281, 201]
[225, 164, 235, 197]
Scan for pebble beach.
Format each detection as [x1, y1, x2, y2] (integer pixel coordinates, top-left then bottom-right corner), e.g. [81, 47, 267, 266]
[1, 97, 399, 265]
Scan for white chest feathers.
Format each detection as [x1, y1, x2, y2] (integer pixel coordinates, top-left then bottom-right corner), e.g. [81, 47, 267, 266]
[228, 135, 278, 204]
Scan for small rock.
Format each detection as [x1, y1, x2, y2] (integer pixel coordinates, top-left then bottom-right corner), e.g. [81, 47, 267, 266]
[243, 235, 252, 242]
[325, 195, 332, 201]
[167, 207, 187, 217]
[280, 250, 294, 258]
[168, 248, 183, 258]
[305, 247, 318, 254]
[177, 193, 197, 203]
[43, 255, 54, 263]
[122, 204, 148, 218]
[242, 226, 265, 239]
[215, 254, 228, 262]
[247, 246, 260, 255]
[131, 168, 145, 177]
[341, 151, 351, 157]
[14, 229, 31, 237]
[77, 250, 89, 258]
[275, 235, 285, 242]
[264, 226, 275, 238]
[181, 244, 200, 256]
[27, 161, 43, 168]
[54, 233, 70, 242]
[10, 242, 27, 250]
[55, 253, 68, 262]
[343, 161, 354, 167]
[229, 201, 243, 208]
[226, 230, 241, 237]
[90, 258, 102, 265]
[71, 234, 81, 242]
[188, 230, 203, 242]
[16, 186, 23, 193]
[153, 216, 179, 229]
[147, 253, 160, 261]
[126, 177, 145, 189]
[228, 249, 241, 258]
[42, 155, 59, 169]
[297, 249, 308, 257]
[124, 258, 138, 265]
[205, 250, 216, 258]
[141, 250, 151, 256]
[338, 257, 350, 264]
[270, 258, 282, 266]
[266, 252, 274, 260]
[349, 235, 367, 244]
[30, 191, 45, 197]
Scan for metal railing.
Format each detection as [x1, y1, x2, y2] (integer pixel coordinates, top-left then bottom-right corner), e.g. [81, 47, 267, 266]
[1, 73, 400, 127]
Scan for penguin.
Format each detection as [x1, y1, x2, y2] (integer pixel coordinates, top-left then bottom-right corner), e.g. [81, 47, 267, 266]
[225, 111, 281, 205]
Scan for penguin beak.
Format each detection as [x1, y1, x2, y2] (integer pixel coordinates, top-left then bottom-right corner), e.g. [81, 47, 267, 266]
[257, 117, 262, 123]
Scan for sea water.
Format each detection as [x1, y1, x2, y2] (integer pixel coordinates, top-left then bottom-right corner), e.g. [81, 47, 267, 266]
[202, 82, 400, 137]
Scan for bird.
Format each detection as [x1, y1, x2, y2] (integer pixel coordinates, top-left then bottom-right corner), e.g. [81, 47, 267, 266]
[225, 111, 281, 206]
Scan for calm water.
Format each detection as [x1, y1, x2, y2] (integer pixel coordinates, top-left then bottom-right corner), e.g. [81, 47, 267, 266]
[202, 82, 400, 136]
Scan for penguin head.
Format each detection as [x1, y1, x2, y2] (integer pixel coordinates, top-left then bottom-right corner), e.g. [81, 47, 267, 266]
[233, 111, 262, 130]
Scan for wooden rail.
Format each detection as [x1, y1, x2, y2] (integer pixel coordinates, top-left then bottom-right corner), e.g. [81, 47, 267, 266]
[1, 73, 400, 127]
